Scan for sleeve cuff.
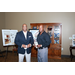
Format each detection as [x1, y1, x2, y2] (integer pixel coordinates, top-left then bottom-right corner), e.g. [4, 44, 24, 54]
[41, 45, 42, 47]
[30, 44, 31, 47]
[21, 45, 22, 48]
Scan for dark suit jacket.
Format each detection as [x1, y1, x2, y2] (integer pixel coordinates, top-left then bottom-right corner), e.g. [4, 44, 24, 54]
[14, 31, 34, 54]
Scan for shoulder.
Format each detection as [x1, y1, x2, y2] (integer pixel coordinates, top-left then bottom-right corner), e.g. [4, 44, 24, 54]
[44, 31, 47, 35]
[18, 31, 22, 33]
[28, 31, 32, 34]
[44, 31, 49, 36]
[27, 31, 32, 36]
[17, 31, 22, 35]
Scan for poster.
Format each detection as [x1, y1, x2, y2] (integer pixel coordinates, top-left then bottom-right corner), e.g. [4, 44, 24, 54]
[2, 29, 18, 46]
[29, 29, 39, 46]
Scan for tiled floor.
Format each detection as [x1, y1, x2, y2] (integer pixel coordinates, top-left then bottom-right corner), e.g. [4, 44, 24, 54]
[0, 52, 75, 62]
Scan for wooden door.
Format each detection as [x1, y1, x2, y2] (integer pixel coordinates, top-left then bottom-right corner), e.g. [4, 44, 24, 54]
[48, 24, 62, 59]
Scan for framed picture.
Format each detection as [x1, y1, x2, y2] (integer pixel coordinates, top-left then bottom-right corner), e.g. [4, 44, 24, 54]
[29, 29, 39, 45]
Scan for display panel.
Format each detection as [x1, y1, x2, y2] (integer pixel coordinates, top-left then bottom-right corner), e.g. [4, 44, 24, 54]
[29, 29, 39, 45]
[2, 29, 18, 46]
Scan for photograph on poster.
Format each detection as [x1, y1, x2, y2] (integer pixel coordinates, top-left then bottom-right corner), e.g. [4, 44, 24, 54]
[2, 29, 18, 46]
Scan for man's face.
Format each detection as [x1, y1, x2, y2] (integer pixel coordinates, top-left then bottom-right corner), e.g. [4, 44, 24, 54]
[39, 25, 44, 32]
[22, 24, 27, 31]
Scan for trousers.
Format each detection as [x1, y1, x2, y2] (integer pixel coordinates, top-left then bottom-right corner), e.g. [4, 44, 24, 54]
[38, 47, 48, 62]
[18, 50, 31, 62]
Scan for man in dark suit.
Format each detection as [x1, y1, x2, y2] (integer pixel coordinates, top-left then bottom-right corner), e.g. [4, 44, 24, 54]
[15, 24, 34, 62]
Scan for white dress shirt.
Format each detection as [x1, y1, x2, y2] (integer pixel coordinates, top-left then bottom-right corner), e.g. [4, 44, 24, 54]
[23, 31, 27, 40]
[23, 31, 27, 49]
[22, 31, 31, 49]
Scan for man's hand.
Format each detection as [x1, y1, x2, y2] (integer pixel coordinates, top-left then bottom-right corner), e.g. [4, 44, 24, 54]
[37, 45, 42, 48]
[34, 45, 37, 48]
[22, 44, 26, 48]
[34, 44, 42, 48]
[27, 44, 31, 48]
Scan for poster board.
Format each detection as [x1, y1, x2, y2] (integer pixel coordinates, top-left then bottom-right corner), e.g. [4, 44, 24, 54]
[29, 29, 39, 45]
[2, 29, 18, 46]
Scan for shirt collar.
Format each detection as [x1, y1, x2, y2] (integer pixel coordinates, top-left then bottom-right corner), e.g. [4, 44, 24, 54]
[23, 31, 27, 34]
[39, 31, 45, 35]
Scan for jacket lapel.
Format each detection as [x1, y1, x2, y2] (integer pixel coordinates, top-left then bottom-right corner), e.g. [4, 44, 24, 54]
[27, 31, 29, 40]
[21, 31, 26, 41]
[21, 31, 29, 41]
